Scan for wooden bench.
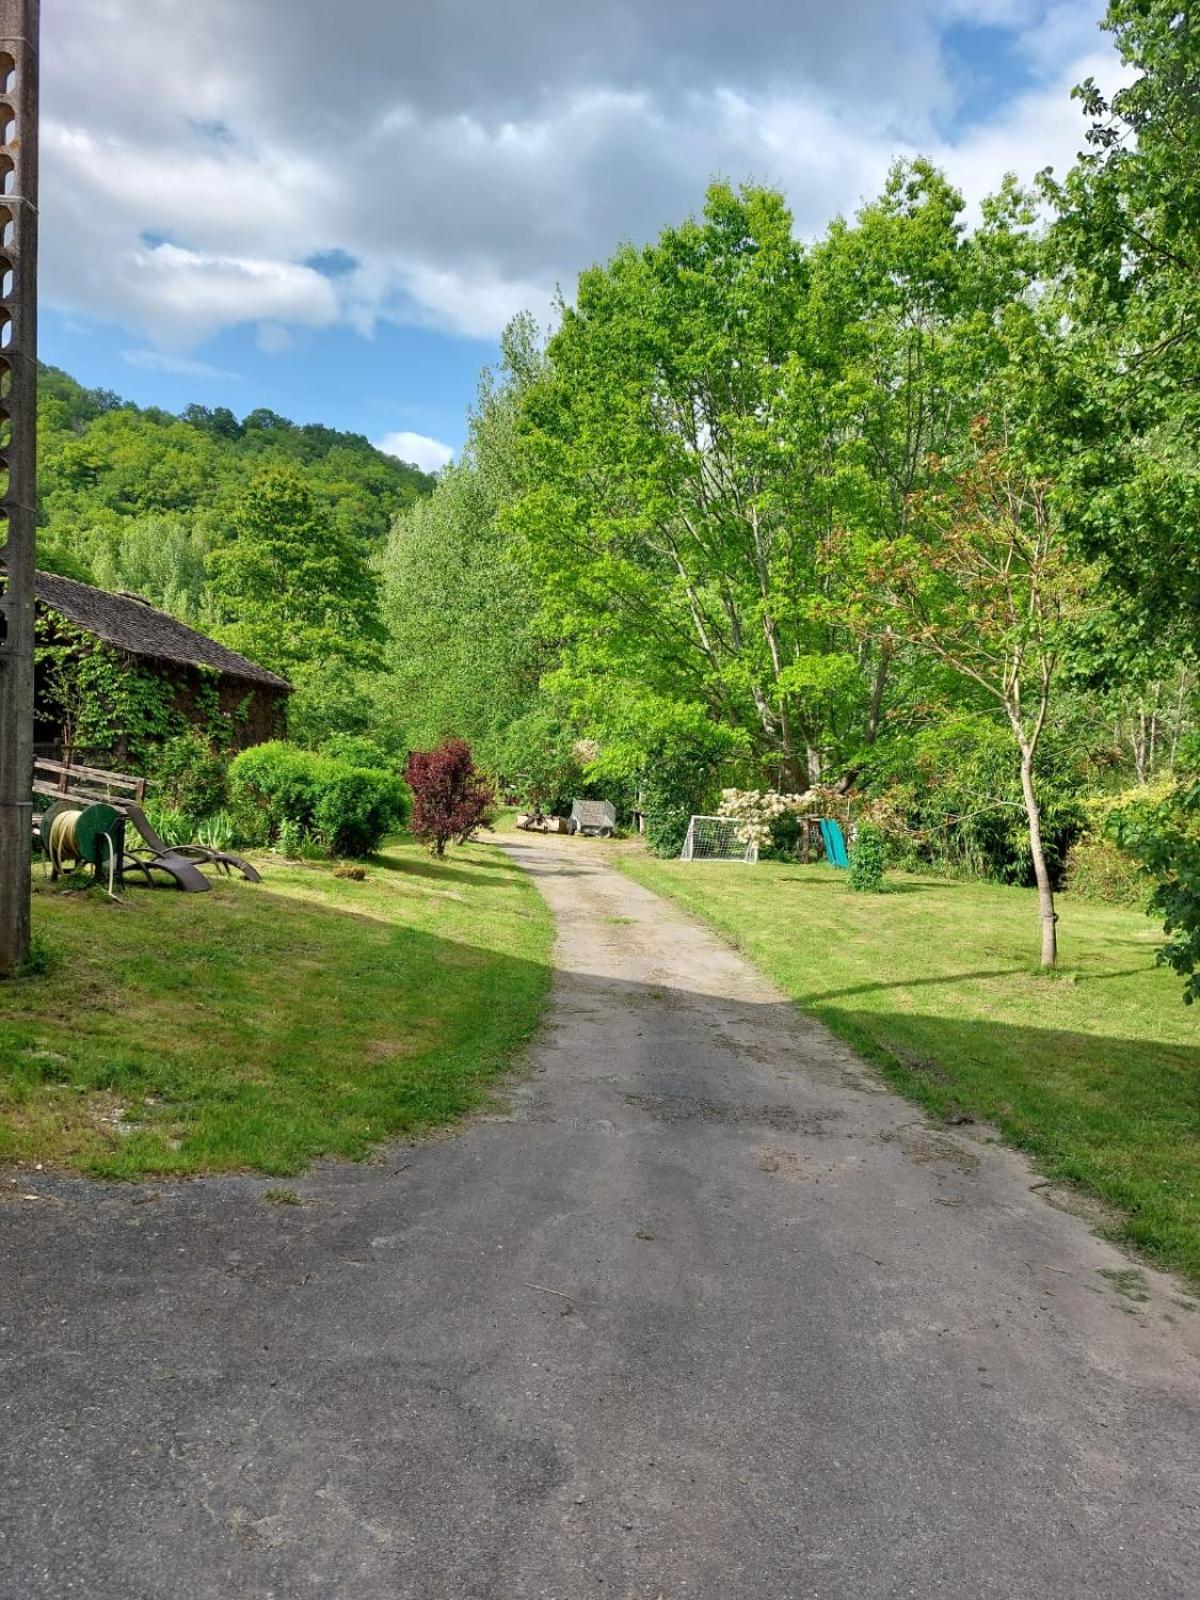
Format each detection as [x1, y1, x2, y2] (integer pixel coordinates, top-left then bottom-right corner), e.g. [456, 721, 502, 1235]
[32, 757, 146, 808]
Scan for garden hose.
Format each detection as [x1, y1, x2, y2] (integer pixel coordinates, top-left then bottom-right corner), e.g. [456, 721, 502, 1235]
[47, 806, 121, 898]
[48, 809, 84, 877]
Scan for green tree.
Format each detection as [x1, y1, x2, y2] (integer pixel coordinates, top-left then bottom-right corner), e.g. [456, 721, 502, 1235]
[89, 514, 210, 622]
[35, 364, 434, 614]
[513, 172, 1040, 788]
[208, 463, 383, 680]
[1043, 3, 1200, 997]
[805, 167, 1041, 762]
[1045, 1, 1200, 625]
[845, 428, 1092, 966]
[378, 316, 547, 761]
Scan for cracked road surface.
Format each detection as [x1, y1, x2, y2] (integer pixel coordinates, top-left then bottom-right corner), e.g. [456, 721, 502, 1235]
[2, 832, 1199, 1598]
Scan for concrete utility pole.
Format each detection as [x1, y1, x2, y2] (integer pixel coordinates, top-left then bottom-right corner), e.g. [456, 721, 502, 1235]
[0, 0, 38, 975]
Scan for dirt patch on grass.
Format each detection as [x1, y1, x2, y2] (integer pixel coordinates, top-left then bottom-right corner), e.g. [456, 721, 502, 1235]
[1041, 1183, 1124, 1230]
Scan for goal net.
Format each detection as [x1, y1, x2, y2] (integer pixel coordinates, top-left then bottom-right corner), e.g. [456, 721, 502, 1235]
[679, 816, 758, 863]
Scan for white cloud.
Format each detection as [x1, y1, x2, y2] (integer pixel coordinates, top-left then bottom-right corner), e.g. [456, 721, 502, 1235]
[375, 431, 454, 474]
[40, 1, 1119, 348]
[122, 348, 241, 380]
[120, 243, 340, 346]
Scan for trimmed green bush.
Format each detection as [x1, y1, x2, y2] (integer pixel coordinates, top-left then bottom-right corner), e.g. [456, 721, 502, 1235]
[848, 822, 888, 893]
[315, 768, 408, 857]
[230, 741, 409, 858]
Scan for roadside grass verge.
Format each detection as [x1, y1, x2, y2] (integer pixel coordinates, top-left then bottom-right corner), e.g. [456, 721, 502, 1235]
[615, 851, 1200, 1283]
[0, 835, 553, 1178]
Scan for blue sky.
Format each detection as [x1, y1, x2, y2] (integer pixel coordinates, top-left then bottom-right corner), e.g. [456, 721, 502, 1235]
[40, 2, 1118, 470]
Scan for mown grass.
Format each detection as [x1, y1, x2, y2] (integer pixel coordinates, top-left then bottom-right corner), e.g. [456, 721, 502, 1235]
[615, 851, 1200, 1283]
[0, 835, 553, 1178]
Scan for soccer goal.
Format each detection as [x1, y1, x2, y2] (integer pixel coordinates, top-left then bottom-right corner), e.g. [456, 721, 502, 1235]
[679, 815, 758, 863]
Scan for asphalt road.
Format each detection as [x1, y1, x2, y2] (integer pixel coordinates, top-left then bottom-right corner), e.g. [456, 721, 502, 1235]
[2, 832, 1199, 1599]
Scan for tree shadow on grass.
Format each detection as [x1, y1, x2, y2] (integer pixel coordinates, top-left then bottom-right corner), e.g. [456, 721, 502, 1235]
[4, 878, 557, 1178]
[369, 853, 522, 889]
[816, 1000, 1200, 1270]
[804, 968, 1028, 1003]
[804, 964, 1153, 1004]
[776, 875, 944, 895]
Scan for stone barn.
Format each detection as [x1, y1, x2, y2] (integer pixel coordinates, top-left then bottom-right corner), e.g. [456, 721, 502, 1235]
[31, 569, 291, 766]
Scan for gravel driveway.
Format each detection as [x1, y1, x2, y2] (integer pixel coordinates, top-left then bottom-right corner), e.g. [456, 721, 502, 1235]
[2, 831, 1198, 1598]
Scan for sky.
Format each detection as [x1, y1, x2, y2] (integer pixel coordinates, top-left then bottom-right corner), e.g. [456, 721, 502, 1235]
[39, 1, 1122, 474]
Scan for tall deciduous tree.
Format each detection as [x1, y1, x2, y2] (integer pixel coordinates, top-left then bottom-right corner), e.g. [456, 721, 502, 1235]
[515, 183, 820, 787]
[1046, 0, 1200, 626]
[378, 316, 547, 763]
[208, 463, 382, 680]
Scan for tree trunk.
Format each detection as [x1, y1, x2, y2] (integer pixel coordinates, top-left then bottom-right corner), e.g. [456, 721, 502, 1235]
[1019, 746, 1057, 967]
[865, 637, 893, 746]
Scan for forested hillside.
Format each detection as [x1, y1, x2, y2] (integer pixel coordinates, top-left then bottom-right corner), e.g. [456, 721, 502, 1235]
[36, 364, 433, 618]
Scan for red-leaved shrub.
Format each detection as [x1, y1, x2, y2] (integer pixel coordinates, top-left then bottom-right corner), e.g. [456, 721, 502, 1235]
[404, 738, 496, 857]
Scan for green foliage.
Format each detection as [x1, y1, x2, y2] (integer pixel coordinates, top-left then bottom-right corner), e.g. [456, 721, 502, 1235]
[1063, 783, 1170, 906]
[1111, 780, 1200, 1001]
[36, 618, 187, 771]
[760, 810, 806, 863]
[276, 818, 305, 860]
[378, 318, 545, 765]
[513, 169, 1039, 785]
[320, 733, 399, 772]
[582, 694, 746, 858]
[497, 709, 584, 817]
[142, 802, 187, 850]
[37, 364, 432, 591]
[229, 741, 408, 859]
[643, 725, 741, 857]
[193, 811, 237, 853]
[1065, 837, 1147, 908]
[284, 658, 407, 755]
[149, 733, 229, 829]
[1044, 2, 1200, 629]
[848, 823, 889, 893]
[208, 463, 383, 679]
[314, 769, 409, 858]
[861, 716, 1087, 887]
[89, 515, 210, 622]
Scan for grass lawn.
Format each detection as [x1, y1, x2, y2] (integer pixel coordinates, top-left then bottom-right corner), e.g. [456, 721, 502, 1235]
[615, 850, 1200, 1283]
[0, 835, 553, 1178]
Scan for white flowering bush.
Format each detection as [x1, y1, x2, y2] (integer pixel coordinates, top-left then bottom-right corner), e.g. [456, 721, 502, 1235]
[718, 788, 814, 849]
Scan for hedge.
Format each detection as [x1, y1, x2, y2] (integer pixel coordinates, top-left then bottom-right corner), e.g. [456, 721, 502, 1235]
[229, 741, 410, 858]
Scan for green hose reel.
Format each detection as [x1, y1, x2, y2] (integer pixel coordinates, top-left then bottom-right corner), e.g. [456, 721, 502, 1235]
[73, 804, 122, 868]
